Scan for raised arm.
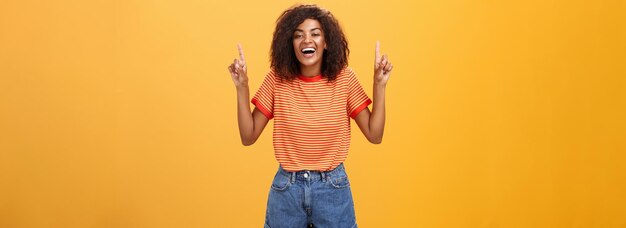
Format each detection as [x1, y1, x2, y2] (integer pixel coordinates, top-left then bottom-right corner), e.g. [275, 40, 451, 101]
[227, 44, 270, 146]
[354, 41, 394, 144]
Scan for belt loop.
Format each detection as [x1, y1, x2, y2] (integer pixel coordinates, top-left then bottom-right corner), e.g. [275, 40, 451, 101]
[290, 171, 295, 183]
[321, 171, 326, 182]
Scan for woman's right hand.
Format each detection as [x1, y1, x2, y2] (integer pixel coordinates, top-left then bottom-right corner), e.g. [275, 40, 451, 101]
[228, 43, 248, 88]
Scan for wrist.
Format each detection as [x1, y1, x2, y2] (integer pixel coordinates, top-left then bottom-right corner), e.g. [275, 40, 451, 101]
[236, 84, 249, 91]
[236, 85, 250, 97]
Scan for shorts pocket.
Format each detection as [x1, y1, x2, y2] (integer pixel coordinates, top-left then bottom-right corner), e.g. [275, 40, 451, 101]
[270, 172, 291, 191]
[329, 175, 350, 188]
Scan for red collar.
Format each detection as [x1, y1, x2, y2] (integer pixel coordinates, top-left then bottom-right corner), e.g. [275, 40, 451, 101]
[297, 74, 323, 82]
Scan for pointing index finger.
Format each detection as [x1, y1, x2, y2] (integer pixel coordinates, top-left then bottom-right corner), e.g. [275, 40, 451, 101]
[237, 43, 245, 62]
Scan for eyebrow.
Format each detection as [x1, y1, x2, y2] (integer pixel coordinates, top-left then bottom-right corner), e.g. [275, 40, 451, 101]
[294, 28, 322, 32]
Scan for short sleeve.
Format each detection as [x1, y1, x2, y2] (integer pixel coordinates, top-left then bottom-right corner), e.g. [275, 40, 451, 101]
[251, 70, 276, 119]
[346, 68, 372, 118]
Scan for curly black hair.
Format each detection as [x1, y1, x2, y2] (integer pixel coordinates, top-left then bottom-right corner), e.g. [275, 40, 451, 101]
[271, 4, 349, 82]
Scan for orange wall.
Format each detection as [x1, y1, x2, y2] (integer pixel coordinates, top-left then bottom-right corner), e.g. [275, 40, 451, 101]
[1, 0, 625, 227]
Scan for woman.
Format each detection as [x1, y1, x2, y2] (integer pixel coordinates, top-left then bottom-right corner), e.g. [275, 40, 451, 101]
[228, 4, 393, 228]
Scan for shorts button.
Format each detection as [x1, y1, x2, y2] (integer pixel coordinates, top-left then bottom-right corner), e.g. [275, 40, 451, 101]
[303, 172, 309, 178]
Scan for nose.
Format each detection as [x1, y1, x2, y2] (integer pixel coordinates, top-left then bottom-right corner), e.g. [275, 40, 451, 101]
[304, 34, 313, 43]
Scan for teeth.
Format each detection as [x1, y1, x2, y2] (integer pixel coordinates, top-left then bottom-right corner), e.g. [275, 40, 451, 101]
[302, 48, 316, 53]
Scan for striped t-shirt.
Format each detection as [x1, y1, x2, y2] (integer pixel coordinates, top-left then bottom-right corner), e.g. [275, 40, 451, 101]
[251, 67, 371, 171]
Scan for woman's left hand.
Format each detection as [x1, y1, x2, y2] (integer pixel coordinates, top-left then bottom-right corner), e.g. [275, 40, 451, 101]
[374, 41, 393, 86]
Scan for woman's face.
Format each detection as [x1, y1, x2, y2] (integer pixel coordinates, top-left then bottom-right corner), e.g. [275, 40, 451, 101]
[293, 19, 327, 71]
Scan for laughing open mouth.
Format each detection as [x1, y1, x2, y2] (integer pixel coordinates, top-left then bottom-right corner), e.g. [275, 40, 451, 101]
[301, 47, 316, 54]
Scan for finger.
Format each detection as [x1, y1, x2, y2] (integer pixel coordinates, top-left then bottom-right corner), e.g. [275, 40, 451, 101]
[381, 54, 388, 67]
[384, 62, 393, 72]
[234, 59, 240, 69]
[236, 63, 245, 76]
[228, 65, 238, 77]
[375, 41, 380, 64]
[378, 54, 387, 70]
[237, 43, 245, 63]
[236, 58, 246, 69]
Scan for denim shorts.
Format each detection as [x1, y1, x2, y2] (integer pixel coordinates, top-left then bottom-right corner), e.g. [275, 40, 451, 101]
[264, 163, 357, 228]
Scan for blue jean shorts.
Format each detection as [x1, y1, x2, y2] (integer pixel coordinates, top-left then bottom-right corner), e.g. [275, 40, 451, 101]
[264, 163, 358, 228]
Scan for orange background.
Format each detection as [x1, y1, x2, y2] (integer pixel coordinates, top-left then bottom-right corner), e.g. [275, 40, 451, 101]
[1, 0, 625, 227]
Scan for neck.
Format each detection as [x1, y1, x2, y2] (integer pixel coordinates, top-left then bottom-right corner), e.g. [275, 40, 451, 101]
[299, 63, 322, 77]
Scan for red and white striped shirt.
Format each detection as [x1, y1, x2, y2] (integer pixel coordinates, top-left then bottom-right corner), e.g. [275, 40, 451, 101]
[251, 67, 371, 171]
